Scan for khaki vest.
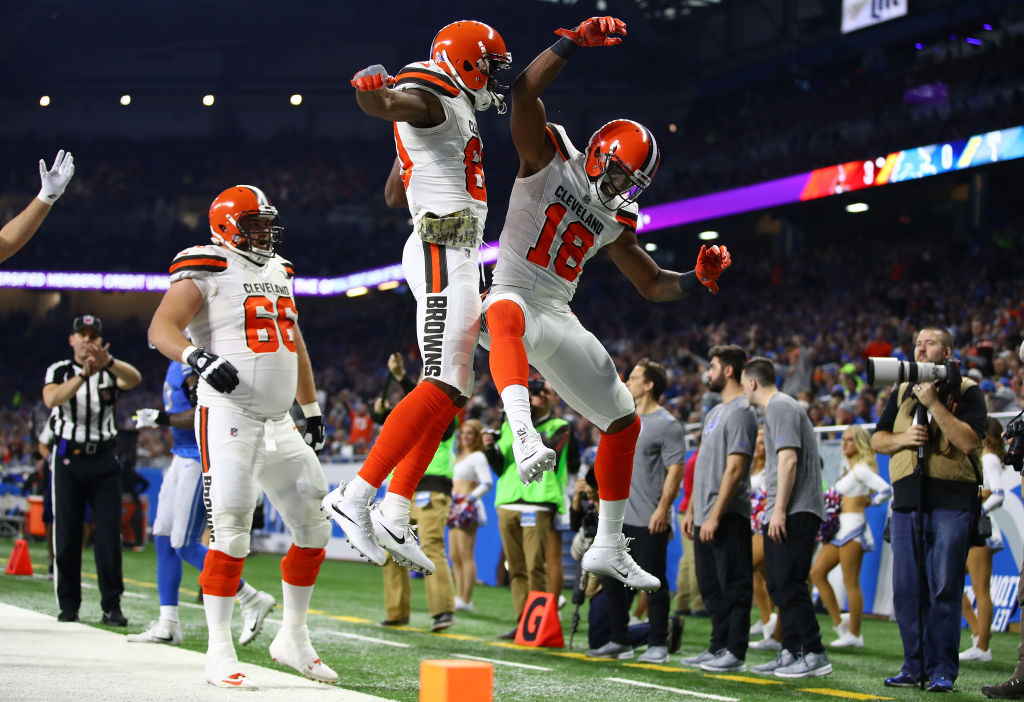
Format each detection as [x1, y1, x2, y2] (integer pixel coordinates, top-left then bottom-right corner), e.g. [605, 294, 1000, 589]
[888, 378, 982, 484]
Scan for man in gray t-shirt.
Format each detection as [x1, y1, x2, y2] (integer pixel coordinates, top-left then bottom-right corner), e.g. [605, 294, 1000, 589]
[681, 345, 757, 673]
[742, 357, 831, 679]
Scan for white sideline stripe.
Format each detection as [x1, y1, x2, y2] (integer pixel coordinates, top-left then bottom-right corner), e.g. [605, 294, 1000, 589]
[122, 591, 148, 599]
[325, 630, 411, 648]
[452, 653, 552, 671]
[606, 677, 740, 701]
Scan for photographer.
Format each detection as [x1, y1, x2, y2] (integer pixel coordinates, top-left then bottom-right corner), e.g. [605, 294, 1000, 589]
[870, 327, 987, 693]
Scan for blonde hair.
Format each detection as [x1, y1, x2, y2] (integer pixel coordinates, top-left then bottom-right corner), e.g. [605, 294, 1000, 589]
[751, 427, 766, 475]
[458, 418, 485, 454]
[843, 425, 877, 471]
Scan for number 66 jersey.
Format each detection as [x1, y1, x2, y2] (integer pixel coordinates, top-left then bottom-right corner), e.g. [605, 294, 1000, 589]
[490, 123, 639, 307]
[169, 244, 299, 416]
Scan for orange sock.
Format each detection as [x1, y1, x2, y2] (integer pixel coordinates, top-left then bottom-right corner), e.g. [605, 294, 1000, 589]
[199, 549, 246, 597]
[594, 416, 641, 501]
[388, 402, 460, 498]
[357, 382, 453, 487]
[280, 544, 325, 587]
[486, 300, 529, 393]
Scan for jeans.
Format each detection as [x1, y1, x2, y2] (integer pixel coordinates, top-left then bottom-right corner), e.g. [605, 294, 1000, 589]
[891, 508, 971, 682]
[694, 513, 753, 659]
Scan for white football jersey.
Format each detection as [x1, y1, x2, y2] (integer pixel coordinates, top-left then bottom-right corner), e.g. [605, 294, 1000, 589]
[169, 244, 299, 416]
[392, 60, 488, 242]
[491, 124, 639, 307]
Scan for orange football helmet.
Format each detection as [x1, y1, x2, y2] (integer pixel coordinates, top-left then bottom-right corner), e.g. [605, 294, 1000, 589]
[584, 119, 660, 211]
[431, 20, 511, 112]
[208, 185, 283, 262]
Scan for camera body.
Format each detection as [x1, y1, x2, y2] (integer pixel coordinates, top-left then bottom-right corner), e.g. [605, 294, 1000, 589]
[867, 357, 963, 398]
[528, 378, 546, 396]
[1005, 413, 1024, 471]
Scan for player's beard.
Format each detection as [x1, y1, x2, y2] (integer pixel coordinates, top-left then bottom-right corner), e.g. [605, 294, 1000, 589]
[708, 374, 726, 393]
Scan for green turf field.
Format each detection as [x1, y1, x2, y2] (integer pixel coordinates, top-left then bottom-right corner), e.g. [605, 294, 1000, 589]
[0, 536, 1017, 701]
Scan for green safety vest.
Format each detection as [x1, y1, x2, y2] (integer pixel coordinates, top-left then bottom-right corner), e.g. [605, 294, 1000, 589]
[493, 416, 570, 513]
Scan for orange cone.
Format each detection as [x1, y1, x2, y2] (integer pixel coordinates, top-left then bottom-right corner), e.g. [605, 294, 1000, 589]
[514, 591, 564, 648]
[5, 538, 33, 576]
[420, 660, 492, 702]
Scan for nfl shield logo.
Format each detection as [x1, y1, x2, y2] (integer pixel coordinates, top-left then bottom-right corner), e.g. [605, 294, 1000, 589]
[230, 428, 238, 436]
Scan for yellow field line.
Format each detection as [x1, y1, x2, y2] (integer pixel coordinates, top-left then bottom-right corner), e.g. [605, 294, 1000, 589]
[799, 688, 893, 700]
[706, 674, 784, 685]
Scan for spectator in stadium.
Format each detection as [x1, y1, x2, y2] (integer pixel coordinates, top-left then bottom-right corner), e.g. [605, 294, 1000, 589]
[449, 418, 493, 613]
[681, 346, 757, 673]
[589, 359, 684, 663]
[871, 326, 987, 693]
[809, 425, 891, 648]
[485, 379, 575, 639]
[742, 356, 830, 678]
[0, 151, 74, 264]
[961, 418, 1010, 663]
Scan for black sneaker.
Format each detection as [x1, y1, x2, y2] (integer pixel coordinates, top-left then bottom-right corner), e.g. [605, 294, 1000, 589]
[379, 617, 410, 627]
[431, 612, 455, 632]
[102, 607, 128, 626]
[667, 613, 684, 654]
[57, 610, 79, 622]
[497, 627, 518, 640]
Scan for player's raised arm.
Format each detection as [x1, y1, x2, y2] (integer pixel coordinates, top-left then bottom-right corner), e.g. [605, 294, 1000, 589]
[511, 16, 627, 176]
[352, 64, 445, 127]
[607, 234, 733, 302]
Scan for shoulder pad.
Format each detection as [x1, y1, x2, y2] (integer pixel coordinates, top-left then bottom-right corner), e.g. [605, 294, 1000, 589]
[545, 123, 577, 162]
[394, 61, 462, 99]
[271, 255, 296, 279]
[169, 245, 228, 282]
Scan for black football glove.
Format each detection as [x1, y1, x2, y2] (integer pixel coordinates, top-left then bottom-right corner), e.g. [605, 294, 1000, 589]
[303, 415, 325, 454]
[185, 347, 239, 394]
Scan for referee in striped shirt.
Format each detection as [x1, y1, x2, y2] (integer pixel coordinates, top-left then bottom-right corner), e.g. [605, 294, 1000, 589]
[43, 314, 142, 625]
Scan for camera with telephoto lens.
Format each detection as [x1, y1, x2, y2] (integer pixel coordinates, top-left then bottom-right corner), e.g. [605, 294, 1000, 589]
[1004, 411, 1024, 471]
[867, 357, 963, 397]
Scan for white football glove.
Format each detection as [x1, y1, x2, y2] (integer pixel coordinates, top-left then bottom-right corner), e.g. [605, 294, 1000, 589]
[134, 408, 168, 429]
[37, 150, 75, 205]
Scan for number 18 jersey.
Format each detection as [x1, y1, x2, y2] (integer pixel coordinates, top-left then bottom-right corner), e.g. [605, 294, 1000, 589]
[491, 123, 639, 307]
[169, 244, 299, 416]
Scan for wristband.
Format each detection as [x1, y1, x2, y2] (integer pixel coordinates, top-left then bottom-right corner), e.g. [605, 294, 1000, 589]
[551, 37, 579, 59]
[77, 372, 87, 381]
[181, 345, 198, 365]
[156, 410, 171, 426]
[104, 358, 115, 370]
[678, 270, 700, 294]
[300, 401, 322, 418]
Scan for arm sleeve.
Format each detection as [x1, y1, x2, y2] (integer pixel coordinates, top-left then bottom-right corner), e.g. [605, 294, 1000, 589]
[981, 453, 1006, 514]
[852, 463, 892, 504]
[468, 452, 493, 500]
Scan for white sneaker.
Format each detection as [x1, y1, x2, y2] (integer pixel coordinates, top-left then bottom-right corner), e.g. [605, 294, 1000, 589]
[581, 534, 660, 592]
[701, 649, 746, 673]
[775, 650, 832, 679]
[269, 628, 339, 683]
[960, 645, 993, 662]
[238, 590, 275, 645]
[835, 612, 851, 638]
[749, 636, 782, 651]
[831, 631, 864, 648]
[321, 484, 387, 566]
[127, 619, 182, 645]
[763, 612, 778, 640]
[638, 645, 669, 664]
[371, 510, 435, 575]
[454, 596, 474, 612]
[512, 427, 556, 485]
[679, 648, 722, 667]
[750, 620, 765, 637]
[206, 657, 258, 689]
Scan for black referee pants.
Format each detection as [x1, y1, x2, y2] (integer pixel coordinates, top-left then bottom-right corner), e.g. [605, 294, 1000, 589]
[693, 512, 753, 659]
[52, 445, 124, 615]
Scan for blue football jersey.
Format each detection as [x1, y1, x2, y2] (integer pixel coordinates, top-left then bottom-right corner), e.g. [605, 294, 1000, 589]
[163, 361, 200, 459]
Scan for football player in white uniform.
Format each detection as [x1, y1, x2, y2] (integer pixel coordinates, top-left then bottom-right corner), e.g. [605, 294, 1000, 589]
[321, 21, 511, 575]
[480, 16, 733, 592]
[148, 185, 335, 689]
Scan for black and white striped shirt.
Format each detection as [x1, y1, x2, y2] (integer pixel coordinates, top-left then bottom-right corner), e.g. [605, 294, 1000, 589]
[44, 360, 120, 444]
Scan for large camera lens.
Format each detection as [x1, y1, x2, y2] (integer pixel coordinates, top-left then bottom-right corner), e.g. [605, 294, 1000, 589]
[867, 358, 945, 386]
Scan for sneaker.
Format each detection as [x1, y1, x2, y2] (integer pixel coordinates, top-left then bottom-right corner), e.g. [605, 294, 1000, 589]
[497, 627, 518, 640]
[102, 607, 128, 626]
[666, 614, 684, 654]
[371, 510, 435, 575]
[321, 484, 387, 566]
[982, 675, 1024, 699]
[268, 627, 339, 684]
[206, 657, 257, 689]
[238, 590, 275, 645]
[680, 648, 722, 667]
[379, 617, 410, 627]
[750, 636, 783, 651]
[57, 610, 79, 622]
[587, 640, 634, 659]
[558, 594, 567, 609]
[751, 649, 796, 674]
[927, 676, 954, 693]
[430, 612, 455, 632]
[830, 632, 864, 648]
[581, 534, 659, 592]
[961, 646, 993, 662]
[774, 650, 832, 678]
[762, 612, 778, 639]
[127, 619, 183, 645]
[454, 596, 474, 612]
[750, 620, 765, 637]
[885, 672, 923, 687]
[836, 612, 851, 637]
[638, 646, 669, 664]
[701, 649, 746, 673]
[512, 427, 556, 485]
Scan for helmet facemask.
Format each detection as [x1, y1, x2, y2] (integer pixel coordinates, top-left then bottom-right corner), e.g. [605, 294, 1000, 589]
[588, 154, 653, 211]
[224, 211, 283, 262]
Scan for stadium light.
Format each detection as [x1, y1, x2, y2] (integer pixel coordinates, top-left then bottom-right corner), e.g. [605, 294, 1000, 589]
[346, 286, 369, 297]
[39, 95, 50, 107]
[846, 202, 869, 213]
[915, 43, 924, 50]
[668, 123, 677, 133]
[698, 231, 719, 241]
[644, 242, 658, 252]
[202, 94, 215, 106]
[120, 95, 131, 106]
[290, 94, 302, 106]
[966, 37, 982, 46]
[377, 281, 399, 291]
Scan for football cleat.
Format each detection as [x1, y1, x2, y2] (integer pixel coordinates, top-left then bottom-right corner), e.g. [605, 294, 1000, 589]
[512, 427, 556, 485]
[238, 590, 275, 646]
[371, 510, 435, 575]
[205, 657, 258, 689]
[321, 484, 388, 566]
[269, 628, 338, 684]
[126, 619, 183, 645]
[581, 533, 660, 592]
